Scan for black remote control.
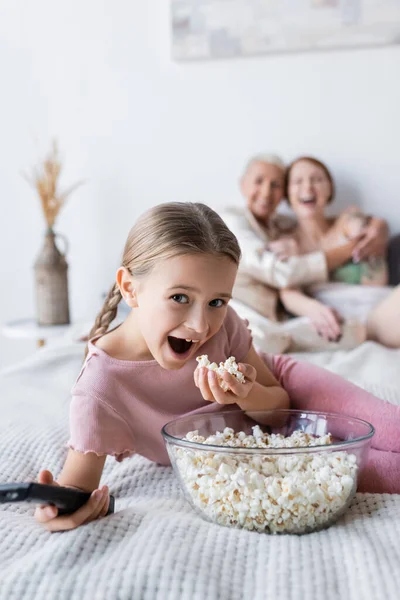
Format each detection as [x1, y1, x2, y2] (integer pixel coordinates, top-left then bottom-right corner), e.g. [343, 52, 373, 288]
[0, 482, 115, 515]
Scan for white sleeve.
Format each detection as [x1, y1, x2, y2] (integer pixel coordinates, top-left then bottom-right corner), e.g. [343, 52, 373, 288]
[222, 211, 328, 289]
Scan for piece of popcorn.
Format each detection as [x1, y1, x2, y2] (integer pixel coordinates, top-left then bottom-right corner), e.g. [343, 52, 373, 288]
[172, 426, 357, 534]
[196, 355, 245, 392]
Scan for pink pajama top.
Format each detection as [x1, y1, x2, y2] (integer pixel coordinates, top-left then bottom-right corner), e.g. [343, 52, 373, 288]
[68, 306, 252, 465]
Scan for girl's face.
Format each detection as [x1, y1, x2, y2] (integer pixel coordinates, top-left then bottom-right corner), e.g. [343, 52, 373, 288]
[287, 160, 332, 219]
[241, 161, 285, 223]
[129, 253, 237, 370]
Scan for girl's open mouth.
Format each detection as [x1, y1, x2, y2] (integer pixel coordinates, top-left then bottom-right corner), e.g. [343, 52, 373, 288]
[168, 336, 194, 356]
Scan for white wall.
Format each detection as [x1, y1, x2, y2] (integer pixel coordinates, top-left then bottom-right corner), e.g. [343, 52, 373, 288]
[0, 0, 399, 367]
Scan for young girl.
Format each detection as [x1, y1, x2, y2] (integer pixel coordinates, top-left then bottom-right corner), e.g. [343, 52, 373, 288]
[35, 202, 400, 532]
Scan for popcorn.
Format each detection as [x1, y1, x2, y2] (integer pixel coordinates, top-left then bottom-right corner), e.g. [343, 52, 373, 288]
[196, 355, 245, 392]
[170, 427, 358, 534]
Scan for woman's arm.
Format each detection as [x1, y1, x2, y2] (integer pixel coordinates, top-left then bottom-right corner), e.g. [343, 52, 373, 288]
[222, 210, 328, 288]
[324, 240, 359, 271]
[223, 210, 356, 288]
[279, 288, 342, 342]
[279, 288, 316, 317]
[328, 208, 388, 262]
[353, 217, 389, 261]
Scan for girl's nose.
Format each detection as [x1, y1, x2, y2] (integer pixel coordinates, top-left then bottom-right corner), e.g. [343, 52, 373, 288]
[186, 309, 208, 338]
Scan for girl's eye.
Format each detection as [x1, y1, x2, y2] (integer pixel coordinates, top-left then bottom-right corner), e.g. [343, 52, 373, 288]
[209, 298, 225, 308]
[171, 294, 189, 304]
[255, 177, 263, 185]
[271, 181, 282, 189]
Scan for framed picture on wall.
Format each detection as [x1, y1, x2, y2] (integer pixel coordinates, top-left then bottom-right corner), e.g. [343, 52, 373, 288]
[171, 0, 400, 60]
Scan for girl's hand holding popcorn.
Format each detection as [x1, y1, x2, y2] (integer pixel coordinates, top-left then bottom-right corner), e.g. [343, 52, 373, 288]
[194, 355, 256, 405]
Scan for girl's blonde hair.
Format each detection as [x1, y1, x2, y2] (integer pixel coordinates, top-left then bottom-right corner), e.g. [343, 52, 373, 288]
[87, 202, 241, 344]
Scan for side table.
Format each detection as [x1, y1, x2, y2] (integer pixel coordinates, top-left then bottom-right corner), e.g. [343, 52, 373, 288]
[1, 319, 74, 348]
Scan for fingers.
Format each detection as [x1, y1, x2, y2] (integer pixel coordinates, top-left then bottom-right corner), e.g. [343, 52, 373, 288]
[352, 238, 370, 262]
[194, 367, 199, 388]
[207, 371, 237, 405]
[99, 488, 111, 517]
[354, 219, 387, 261]
[268, 242, 287, 257]
[35, 470, 60, 521]
[316, 323, 337, 342]
[197, 368, 239, 404]
[197, 366, 254, 404]
[219, 364, 254, 399]
[354, 242, 375, 262]
[353, 230, 385, 261]
[313, 321, 332, 341]
[42, 488, 109, 532]
[197, 367, 214, 401]
[309, 303, 342, 341]
[238, 363, 256, 382]
[34, 474, 111, 531]
[322, 317, 341, 342]
[35, 504, 59, 523]
[313, 309, 342, 341]
[83, 486, 109, 523]
[268, 243, 290, 261]
[38, 470, 59, 486]
[325, 310, 341, 338]
[331, 309, 344, 324]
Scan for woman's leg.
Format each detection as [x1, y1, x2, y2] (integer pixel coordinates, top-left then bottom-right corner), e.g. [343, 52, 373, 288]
[367, 285, 400, 348]
[265, 353, 400, 453]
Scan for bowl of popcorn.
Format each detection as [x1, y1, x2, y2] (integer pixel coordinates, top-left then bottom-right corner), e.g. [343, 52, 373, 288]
[162, 409, 374, 534]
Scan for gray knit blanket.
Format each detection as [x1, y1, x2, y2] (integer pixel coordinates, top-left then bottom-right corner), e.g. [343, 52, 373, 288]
[0, 339, 399, 600]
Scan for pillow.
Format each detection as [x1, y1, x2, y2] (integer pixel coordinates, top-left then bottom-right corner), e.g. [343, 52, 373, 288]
[388, 234, 400, 286]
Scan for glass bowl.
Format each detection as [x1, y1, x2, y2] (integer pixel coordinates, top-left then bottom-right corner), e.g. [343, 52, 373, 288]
[162, 409, 374, 534]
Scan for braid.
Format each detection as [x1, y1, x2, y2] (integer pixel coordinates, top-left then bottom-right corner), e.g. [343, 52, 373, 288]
[84, 283, 122, 358]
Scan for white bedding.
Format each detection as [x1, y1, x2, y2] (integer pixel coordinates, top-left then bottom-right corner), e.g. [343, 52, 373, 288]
[0, 339, 400, 600]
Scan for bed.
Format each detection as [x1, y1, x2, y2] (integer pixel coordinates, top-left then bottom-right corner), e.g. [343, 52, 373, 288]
[0, 335, 399, 599]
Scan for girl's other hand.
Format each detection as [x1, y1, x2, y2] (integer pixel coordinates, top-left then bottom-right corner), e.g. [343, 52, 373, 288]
[34, 469, 110, 532]
[306, 300, 343, 342]
[194, 364, 256, 405]
[267, 238, 299, 261]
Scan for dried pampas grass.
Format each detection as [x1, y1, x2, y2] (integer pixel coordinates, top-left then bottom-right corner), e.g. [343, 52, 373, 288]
[24, 140, 83, 229]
